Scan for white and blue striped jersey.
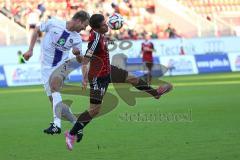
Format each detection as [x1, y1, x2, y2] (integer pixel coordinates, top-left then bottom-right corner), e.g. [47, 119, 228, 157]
[39, 18, 82, 67]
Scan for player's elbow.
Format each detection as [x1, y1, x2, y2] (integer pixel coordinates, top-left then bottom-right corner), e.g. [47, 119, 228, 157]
[89, 105, 101, 117]
[33, 27, 41, 36]
[76, 55, 83, 63]
[50, 76, 63, 92]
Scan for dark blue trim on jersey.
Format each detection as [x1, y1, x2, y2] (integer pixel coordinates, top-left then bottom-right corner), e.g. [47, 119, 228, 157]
[52, 30, 70, 66]
[52, 49, 63, 67]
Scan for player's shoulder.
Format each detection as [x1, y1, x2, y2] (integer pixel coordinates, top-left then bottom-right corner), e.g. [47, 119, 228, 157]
[70, 30, 82, 42]
[89, 29, 101, 41]
[47, 18, 66, 28]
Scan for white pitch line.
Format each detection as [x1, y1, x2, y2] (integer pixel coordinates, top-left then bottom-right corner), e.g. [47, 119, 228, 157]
[174, 80, 240, 86]
[0, 88, 43, 94]
[1, 80, 240, 94]
[162, 74, 240, 81]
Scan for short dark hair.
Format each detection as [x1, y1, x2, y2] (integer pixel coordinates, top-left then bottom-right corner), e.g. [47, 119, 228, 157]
[89, 14, 104, 29]
[72, 10, 90, 22]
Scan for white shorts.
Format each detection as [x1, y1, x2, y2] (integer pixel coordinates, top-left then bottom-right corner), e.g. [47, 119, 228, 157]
[41, 57, 80, 96]
[41, 66, 57, 96]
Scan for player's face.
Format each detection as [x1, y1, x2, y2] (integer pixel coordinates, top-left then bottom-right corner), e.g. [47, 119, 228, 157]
[97, 20, 108, 34]
[75, 19, 89, 32]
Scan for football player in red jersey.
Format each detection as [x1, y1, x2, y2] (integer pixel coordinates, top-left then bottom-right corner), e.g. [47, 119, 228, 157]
[141, 34, 155, 85]
[65, 14, 173, 150]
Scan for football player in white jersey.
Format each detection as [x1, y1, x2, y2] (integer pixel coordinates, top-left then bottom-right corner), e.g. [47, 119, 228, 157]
[23, 11, 90, 139]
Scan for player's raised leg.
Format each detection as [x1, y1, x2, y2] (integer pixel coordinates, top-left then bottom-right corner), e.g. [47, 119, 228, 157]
[110, 65, 173, 99]
[127, 74, 173, 99]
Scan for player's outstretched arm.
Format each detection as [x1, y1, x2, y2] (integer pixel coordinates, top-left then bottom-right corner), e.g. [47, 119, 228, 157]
[23, 27, 41, 61]
[81, 57, 90, 90]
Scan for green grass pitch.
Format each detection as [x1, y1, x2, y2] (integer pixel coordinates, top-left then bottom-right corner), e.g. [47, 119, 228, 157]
[0, 72, 240, 160]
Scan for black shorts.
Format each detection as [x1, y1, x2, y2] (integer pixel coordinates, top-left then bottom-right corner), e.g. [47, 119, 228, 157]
[110, 65, 128, 83]
[89, 65, 128, 104]
[29, 24, 36, 29]
[145, 62, 153, 71]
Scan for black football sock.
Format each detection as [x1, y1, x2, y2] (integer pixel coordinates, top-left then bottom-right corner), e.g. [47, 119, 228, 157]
[134, 79, 158, 97]
[70, 110, 92, 135]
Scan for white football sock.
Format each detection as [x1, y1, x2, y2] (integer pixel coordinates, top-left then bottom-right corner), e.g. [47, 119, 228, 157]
[52, 92, 62, 128]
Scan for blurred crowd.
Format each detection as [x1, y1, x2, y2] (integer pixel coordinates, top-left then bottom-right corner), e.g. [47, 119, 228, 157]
[0, 0, 179, 41]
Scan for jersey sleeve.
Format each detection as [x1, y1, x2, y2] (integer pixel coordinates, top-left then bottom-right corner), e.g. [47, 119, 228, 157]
[39, 18, 54, 32]
[84, 32, 100, 58]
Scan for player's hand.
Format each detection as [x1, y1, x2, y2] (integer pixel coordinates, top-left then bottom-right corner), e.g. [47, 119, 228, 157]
[76, 54, 83, 63]
[72, 47, 80, 56]
[23, 50, 33, 61]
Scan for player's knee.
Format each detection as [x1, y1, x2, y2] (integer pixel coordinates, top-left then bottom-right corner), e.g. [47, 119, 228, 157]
[126, 75, 139, 85]
[89, 104, 101, 117]
[50, 77, 63, 92]
[50, 81, 59, 92]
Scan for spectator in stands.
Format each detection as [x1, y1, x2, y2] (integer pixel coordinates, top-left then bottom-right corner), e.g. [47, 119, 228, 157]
[119, 0, 131, 16]
[128, 29, 138, 40]
[0, 0, 166, 41]
[131, 30, 139, 40]
[111, 3, 120, 13]
[165, 23, 180, 39]
[171, 28, 181, 38]
[151, 32, 158, 39]
[37, 1, 46, 19]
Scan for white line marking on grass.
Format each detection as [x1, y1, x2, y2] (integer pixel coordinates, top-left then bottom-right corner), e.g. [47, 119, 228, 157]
[1, 81, 240, 94]
[174, 81, 240, 86]
[0, 88, 43, 94]
[162, 74, 240, 81]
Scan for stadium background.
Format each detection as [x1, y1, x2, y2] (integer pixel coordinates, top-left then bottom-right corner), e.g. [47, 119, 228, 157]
[0, 0, 240, 160]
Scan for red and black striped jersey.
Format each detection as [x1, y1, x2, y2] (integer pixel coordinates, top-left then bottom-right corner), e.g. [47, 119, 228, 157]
[85, 30, 110, 79]
[141, 41, 154, 62]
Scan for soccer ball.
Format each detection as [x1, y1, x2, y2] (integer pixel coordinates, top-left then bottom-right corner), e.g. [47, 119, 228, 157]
[107, 13, 124, 30]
